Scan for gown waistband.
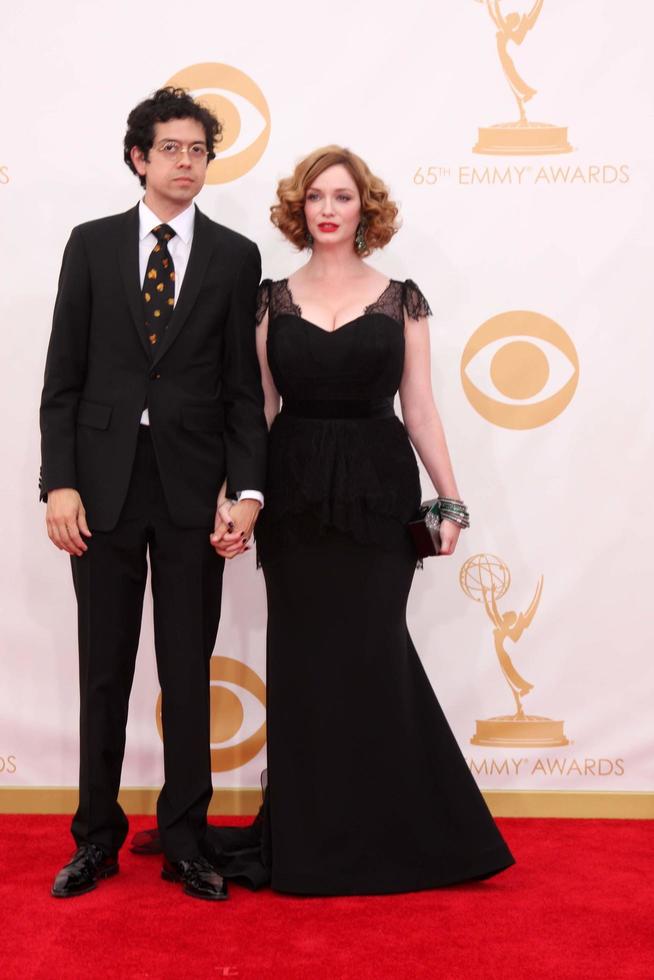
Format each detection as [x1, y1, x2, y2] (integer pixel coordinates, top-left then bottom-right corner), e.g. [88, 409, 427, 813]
[281, 398, 396, 420]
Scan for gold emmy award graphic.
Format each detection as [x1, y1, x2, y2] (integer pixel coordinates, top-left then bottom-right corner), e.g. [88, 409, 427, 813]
[473, 0, 572, 155]
[460, 554, 569, 746]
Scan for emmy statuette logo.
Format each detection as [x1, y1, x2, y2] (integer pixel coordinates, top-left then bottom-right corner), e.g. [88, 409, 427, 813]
[460, 554, 568, 747]
[156, 656, 266, 772]
[165, 63, 271, 183]
[473, 0, 572, 155]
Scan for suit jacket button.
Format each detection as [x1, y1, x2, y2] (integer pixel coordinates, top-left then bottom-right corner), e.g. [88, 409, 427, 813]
[150, 371, 160, 380]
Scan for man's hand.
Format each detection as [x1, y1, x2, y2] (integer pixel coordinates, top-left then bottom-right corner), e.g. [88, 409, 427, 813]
[46, 488, 92, 556]
[210, 498, 261, 559]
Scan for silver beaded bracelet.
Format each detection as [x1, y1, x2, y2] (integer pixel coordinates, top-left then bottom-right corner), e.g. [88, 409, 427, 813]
[437, 497, 470, 529]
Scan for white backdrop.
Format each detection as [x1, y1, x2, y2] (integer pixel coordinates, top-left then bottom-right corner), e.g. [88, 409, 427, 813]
[1, 0, 653, 809]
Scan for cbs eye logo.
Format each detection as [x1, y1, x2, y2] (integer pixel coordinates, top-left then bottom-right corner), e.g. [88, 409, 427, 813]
[165, 63, 271, 184]
[461, 311, 579, 429]
[156, 656, 266, 772]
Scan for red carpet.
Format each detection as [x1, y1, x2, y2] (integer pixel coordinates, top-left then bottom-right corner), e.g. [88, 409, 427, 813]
[1, 815, 652, 979]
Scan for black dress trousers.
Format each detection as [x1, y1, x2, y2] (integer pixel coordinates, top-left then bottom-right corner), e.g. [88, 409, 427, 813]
[70, 425, 224, 860]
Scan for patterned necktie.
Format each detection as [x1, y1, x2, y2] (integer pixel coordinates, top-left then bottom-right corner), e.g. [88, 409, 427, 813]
[142, 224, 176, 352]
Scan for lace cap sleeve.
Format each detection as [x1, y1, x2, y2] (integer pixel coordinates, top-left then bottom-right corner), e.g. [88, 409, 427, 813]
[255, 279, 272, 326]
[403, 280, 433, 321]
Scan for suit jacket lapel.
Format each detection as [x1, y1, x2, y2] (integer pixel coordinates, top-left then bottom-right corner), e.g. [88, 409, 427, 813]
[118, 204, 150, 358]
[152, 206, 213, 366]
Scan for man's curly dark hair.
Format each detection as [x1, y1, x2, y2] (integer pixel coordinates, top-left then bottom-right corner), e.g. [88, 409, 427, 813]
[124, 87, 222, 186]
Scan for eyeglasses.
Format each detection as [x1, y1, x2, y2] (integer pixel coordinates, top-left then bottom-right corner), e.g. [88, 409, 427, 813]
[154, 140, 209, 161]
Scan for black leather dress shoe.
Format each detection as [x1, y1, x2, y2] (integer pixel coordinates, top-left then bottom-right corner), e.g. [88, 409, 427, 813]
[161, 856, 228, 901]
[51, 843, 119, 898]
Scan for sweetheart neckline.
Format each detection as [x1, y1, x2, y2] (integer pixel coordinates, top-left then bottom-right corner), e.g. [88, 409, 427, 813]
[282, 277, 396, 334]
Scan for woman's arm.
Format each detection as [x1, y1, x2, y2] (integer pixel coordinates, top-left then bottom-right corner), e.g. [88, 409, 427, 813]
[398, 314, 462, 555]
[255, 310, 281, 428]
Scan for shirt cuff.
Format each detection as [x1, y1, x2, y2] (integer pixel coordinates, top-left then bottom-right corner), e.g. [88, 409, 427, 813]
[235, 490, 264, 507]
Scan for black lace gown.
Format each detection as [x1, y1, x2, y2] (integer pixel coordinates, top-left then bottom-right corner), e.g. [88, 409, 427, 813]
[128, 279, 515, 891]
[220, 278, 514, 895]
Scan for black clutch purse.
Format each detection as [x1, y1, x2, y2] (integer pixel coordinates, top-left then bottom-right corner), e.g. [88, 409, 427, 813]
[407, 499, 441, 558]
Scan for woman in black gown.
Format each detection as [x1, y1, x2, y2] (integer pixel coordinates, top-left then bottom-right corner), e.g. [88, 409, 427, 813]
[133, 146, 514, 894]
[246, 146, 514, 894]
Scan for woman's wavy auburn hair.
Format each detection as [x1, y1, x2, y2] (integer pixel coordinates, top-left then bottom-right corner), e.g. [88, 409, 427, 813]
[270, 146, 399, 257]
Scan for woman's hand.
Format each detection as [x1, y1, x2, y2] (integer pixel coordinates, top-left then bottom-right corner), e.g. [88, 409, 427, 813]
[211, 484, 243, 559]
[211, 495, 261, 559]
[439, 519, 461, 557]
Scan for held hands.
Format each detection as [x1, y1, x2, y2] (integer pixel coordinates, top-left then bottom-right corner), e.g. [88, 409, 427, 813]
[46, 488, 92, 557]
[210, 495, 261, 560]
[439, 518, 461, 557]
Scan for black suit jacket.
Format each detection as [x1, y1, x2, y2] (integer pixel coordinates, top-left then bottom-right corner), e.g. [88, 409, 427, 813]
[40, 204, 267, 531]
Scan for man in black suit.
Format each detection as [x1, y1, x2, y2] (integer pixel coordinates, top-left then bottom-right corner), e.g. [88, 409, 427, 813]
[40, 88, 267, 901]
